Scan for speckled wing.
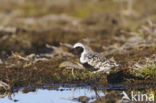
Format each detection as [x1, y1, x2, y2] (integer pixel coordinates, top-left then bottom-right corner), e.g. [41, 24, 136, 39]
[84, 52, 118, 71]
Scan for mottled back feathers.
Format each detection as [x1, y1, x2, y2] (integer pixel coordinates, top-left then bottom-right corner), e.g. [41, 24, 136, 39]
[73, 43, 118, 73]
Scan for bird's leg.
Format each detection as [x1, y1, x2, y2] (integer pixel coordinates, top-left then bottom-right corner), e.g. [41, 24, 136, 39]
[71, 68, 76, 78]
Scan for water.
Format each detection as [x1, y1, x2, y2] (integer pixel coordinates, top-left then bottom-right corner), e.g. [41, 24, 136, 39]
[0, 84, 154, 103]
[0, 85, 106, 103]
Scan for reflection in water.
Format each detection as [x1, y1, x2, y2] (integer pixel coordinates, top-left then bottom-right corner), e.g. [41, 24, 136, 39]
[0, 85, 105, 103]
[0, 84, 154, 103]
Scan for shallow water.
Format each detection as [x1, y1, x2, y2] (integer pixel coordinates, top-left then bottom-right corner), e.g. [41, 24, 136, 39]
[0, 84, 155, 103]
[0, 85, 106, 103]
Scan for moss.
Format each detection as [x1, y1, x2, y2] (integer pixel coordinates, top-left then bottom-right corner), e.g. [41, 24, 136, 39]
[140, 65, 156, 76]
[151, 45, 156, 50]
[0, 0, 156, 91]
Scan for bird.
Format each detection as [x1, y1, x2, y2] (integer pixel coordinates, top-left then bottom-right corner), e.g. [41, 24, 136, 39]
[72, 43, 119, 74]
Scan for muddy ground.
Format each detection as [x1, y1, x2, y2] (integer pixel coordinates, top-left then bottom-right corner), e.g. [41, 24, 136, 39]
[0, 0, 156, 101]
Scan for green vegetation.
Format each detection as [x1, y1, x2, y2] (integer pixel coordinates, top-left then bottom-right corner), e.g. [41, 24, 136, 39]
[0, 0, 156, 92]
[140, 65, 156, 76]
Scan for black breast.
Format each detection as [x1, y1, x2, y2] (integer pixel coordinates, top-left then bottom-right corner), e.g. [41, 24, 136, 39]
[82, 63, 98, 72]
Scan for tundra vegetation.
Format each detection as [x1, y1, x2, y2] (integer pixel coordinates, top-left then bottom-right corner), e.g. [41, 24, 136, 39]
[0, 0, 156, 102]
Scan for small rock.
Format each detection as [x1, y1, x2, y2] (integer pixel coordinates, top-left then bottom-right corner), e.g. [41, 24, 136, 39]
[78, 96, 90, 103]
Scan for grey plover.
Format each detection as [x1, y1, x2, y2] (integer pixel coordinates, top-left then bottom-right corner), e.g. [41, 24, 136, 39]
[73, 43, 118, 73]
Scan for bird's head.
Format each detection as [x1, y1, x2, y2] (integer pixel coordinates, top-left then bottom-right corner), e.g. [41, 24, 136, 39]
[70, 43, 85, 57]
[73, 43, 85, 49]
